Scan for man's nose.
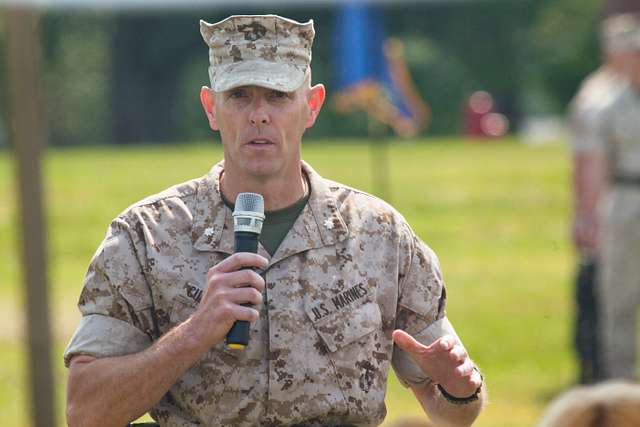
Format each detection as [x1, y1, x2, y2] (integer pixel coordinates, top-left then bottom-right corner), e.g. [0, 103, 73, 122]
[249, 99, 270, 125]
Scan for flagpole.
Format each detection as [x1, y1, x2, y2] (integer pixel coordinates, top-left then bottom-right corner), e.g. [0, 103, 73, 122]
[367, 113, 392, 203]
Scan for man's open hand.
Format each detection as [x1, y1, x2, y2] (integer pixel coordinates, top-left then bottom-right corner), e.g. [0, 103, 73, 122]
[392, 329, 482, 398]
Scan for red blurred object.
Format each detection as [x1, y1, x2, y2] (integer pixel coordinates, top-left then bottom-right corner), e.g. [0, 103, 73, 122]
[462, 90, 509, 140]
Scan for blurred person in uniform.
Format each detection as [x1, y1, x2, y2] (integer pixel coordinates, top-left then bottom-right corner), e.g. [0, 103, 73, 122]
[535, 380, 640, 427]
[570, 12, 640, 381]
[568, 13, 633, 384]
[63, 15, 486, 427]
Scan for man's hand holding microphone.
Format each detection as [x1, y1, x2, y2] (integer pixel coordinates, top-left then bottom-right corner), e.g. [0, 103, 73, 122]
[187, 193, 267, 352]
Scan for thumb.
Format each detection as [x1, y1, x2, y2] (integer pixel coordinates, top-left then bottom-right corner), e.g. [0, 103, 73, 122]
[428, 335, 455, 352]
[392, 329, 429, 355]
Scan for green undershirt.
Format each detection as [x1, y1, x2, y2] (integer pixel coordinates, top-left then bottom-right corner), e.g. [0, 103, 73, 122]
[222, 185, 310, 256]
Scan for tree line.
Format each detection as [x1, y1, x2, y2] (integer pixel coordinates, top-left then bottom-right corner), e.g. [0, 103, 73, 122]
[0, 0, 631, 145]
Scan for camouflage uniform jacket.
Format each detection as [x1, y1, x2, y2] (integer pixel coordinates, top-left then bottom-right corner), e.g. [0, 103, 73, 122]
[64, 160, 452, 427]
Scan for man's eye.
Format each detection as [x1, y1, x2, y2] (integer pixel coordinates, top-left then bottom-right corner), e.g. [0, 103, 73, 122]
[229, 90, 246, 98]
[271, 91, 288, 99]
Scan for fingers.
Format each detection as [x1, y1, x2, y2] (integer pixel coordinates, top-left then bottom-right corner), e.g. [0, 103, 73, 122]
[201, 253, 266, 320]
[394, 330, 479, 388]
[210, 299, 261, 323]
[438, 341, 482, 396]
[454, 358, 475, 377]
[186, 254, 268, 348]
[231, 304, 261, 322]
[210, 252, 268, 275]
[449, 343, 468, 364]
[393, 331, 459, 356]
[469, 367, 483, 388]
[216, 286, 263, 307]
[430, 335, 455, 353]
[440, 338, 473, 378]
[221, 269, 266, 291]
[207, 256, 267, 293]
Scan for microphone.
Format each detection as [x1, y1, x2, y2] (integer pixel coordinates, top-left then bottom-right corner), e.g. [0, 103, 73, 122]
[225, 192, 265, 350]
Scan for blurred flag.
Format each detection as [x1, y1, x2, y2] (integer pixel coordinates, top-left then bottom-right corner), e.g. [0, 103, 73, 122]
[332, 2, 430, 137]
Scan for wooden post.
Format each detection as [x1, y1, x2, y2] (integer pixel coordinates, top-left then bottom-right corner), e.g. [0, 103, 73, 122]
[368, 114, 392, 203]
[5, 8, 57, 427]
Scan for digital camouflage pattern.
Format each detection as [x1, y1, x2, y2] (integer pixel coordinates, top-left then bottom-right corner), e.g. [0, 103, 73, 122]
[65, 161, 456, 426]
[570, 77, 640, 379]
[200, 15, 314, 93]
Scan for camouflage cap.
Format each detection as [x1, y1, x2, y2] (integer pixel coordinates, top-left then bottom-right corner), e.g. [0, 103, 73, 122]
[200, 15, 315, 92]
[602, 13, 640, 52]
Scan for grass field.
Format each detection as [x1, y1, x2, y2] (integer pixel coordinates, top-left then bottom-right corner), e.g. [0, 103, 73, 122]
[0, 137, 577, 426]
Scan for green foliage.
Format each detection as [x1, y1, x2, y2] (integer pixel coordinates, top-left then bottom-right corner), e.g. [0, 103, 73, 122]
[42, 13, 111, 145]
[0, 138, 578, 426]
[531, 0, 602, 110]
[2, 1, 601, 140]
[390, 1, 538, 132]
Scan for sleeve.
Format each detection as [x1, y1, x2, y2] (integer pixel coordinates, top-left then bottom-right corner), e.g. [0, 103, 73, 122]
[391, 228, 463, 387]
[569, 91, 612, 155]
[64, 218, 154, 367]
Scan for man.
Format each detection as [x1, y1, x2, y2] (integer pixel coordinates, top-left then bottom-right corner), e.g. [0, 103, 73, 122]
[570, 13, 640, 380]
[65, 15, 485, 427]
[568, 15, 633, 384]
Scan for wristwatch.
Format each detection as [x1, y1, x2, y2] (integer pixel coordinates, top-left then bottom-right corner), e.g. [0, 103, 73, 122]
[436, 368, 483, 405]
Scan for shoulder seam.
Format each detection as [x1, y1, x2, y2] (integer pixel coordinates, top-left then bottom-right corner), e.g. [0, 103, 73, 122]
[116, 177, 201, 218]
[325, 180, 383, 202]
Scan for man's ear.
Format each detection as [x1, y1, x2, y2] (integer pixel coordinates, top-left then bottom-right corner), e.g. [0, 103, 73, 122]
[305, 83, 326, 129]
[200, 86, 219, 131]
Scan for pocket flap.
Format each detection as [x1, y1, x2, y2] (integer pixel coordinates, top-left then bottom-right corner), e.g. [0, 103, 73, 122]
[309, 301, 382, 353]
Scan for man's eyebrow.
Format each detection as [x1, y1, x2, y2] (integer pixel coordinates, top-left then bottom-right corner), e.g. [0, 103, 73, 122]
[275, 89, 296, 97]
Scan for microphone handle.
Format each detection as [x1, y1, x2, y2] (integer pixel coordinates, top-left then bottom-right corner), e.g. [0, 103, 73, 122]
[225, 231, 260, 350]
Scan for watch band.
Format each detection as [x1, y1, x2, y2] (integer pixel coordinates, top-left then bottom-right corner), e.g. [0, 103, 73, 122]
[436, 368, 483, 405]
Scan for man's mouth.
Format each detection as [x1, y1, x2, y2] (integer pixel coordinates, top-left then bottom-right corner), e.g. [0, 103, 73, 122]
[247, 139, 273, 145]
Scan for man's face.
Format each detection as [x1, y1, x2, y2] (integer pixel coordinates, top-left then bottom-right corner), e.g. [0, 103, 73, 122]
[201, 82, 325, 180]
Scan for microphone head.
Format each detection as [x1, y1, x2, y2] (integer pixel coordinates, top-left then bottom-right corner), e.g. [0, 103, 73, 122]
[233, 192, 265, 234]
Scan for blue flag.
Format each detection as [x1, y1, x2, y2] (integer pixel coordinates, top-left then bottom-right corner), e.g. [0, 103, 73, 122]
[332, 3, 430, 137]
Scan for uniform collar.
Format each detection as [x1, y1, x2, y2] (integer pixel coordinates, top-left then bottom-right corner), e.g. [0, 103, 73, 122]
[192, 161, 237, 255]
[191, 160, 349, 265]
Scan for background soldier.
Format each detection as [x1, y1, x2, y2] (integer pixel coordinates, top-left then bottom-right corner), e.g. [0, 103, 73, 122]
[568, 14, 632, 384]
[570, 12, 640, 380]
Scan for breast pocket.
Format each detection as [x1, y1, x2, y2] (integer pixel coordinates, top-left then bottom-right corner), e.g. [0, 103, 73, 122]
[310, 300, 381, 352]
[305, 297, 388, 423]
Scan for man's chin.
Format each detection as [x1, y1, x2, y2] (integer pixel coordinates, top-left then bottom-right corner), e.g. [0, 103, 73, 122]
[241, 161, 282, 180]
